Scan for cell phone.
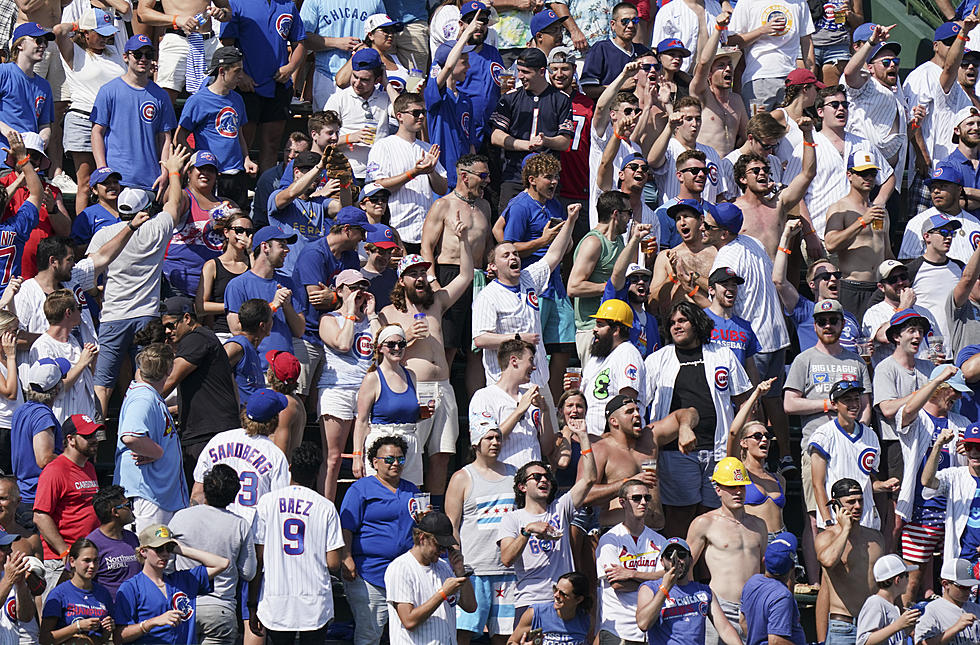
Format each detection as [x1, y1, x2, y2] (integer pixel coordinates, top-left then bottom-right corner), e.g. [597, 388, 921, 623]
[462, 565, 475, 577]
[527, 628, 544, 645]
[549, 217, 563, 227]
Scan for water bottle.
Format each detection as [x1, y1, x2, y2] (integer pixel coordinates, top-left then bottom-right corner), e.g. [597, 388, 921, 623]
[193, 11, 208, 26]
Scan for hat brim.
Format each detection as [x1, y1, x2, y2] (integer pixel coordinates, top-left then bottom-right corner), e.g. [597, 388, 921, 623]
[830, 388, 865, 402]
[925, 176, 963, 186]
[89, 171, 122, 187]
[666, 204, 702, 219]
[399, 260, 431, 276]
[433, 533, 459, 547]
[713, 49, 742, 66]
[0, 534, 17, 546]
[709, 276, 745, 286]
[370, 240, 398, 249]
[660, 47, 691, 57]
[849, 164, 879, 172]
[948, 382, 972, 393]
[140, 537, 177, 549]
[626, 268, 653, 278]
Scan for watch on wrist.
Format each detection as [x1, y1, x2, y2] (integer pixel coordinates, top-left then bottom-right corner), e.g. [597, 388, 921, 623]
[520, 527, 531, 537]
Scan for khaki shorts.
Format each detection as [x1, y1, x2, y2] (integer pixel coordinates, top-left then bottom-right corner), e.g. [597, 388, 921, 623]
[34, 47, 67, 102]
[415, 379, 459, 454]
[292, 337, 324, 397]
[802, 449, 816, 512]
[156, 31, 220, 92]
[575, 328, 594, 367]
[391, 21, 429, 69]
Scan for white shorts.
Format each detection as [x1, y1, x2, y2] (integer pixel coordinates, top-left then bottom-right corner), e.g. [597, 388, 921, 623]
[318, 387, 358, 420]
[132, 497, 175, 534]
[415, 379, 459, 454]
[156, 32, 220, 92]
[363, 423, 423, 485]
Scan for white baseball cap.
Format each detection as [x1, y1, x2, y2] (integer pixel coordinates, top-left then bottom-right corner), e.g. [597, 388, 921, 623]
[117, 187, 152, 216]
[940, 558, 978, 586]
[872, 554, 917, 582]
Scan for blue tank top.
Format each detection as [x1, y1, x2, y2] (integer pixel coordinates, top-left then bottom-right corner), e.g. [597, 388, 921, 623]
[370, 366, 419, 425]
[529, 601, 589, 645]
[225, 335, 262, 407]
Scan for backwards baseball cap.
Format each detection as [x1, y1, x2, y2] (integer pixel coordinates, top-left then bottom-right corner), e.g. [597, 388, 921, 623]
[531, 9, 566, 36]
[208, 45, 242, 75]
[13, 23, 53, 42]
[765, 532, 798, 576]
[656, 38, 690, 56]
[78, 8, 117, 36]
[666, 198, 703, 219]
[785, 68, 825, 88]
[352, 48, 383, 71]
[265, 350, 300, 382]
[847, 151, 879, 172]
[470, 419, 500, 445]
[191, 150, 218, 169]
[62, 414, 105, 438]
[852, 23, 875, 43]
[940, 558, 978, 586]
[124, 33, 153, 52]
[517, 47, 548, 69]
[874, 553, 917, 582]
[605, 394, 639, 421]
[334, 206, 377, 232]
[829, 379, 864, 401]
[886, 308, 931, 342]
[398, 253, 430, 277]
[245, 388, 289, 422]
[117, 187, 152, 216]
[877, 259, 907, 281]
[548, 46, 579, 66]
[922, 213, 961, 235]
[252, 226, 297, 251]
[830, 477, 863, 499]
[708, 267, 743, 286]
[28, 357, 69, 392]
[416, 511, 459, 546]
[138, 524, 177, 549]
[925, 163, 964, 186]
[962, 421, 980, 444]
[433, 40, 475, 68]
[0, 528, 16, 547]
[88, 166, 121, 188]
[162, 296, 194, 316]
[930, 364, 971, 393]
[935, 21, 962, 41]
[711, 202, 743, 235]
[813, 299, 843, 316]
[292, 151, 321, 170]
[366, 223, 398, 249]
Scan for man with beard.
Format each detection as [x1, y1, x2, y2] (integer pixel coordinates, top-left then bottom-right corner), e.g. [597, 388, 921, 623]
[71, 167, 123, 250]
[581, 300, 644, 437]
[862, 260, 939, 367]
[455, 1, 504, 145]
[493, 153, 576, 403]
[603, 224, 660, 358]
[649, 97, 731, 204]
[380, 219, 475, 499]
[942, 102, 980, 223]
[958, 49, 980, 111]
[703, 268, 761, 374]
[824, 152, 891, 320]
[644, 302, 751, 537]
[420, 153, 491, 396]
[903, 215, 965, 342]
[596, 142, 663, 249]
[731, 118, 817, 260]
[690, 11, 746, 158]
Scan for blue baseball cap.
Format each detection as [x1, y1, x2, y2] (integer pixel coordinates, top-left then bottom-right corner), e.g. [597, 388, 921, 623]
[666, 198, 703, 219]
[620, 152, 647, 172]
[886, 308, 931, 342]
[531, 9, 566, 36]
[869, 40, 901, 61]
[852, 23, 875, 43]
[964, 422, 980, 443]
[0, 528, 16, 546]
[712, 202, 743, 235]
[245, 389, 288, 422]
[124, 33, 153, 52]
[662, 537, 691, 555]
[352, 48, 382, 71]
[656, 38, 691, 56]
[765, 532, 798, 575]
[191, 150, 218, 168]
[88, 166, 121, 187]
[334, 206, 377, 232]
[433, 40, 475, 67]
[926, 163, 964, 186]
[929, 364, 971, 393]
[460, 0, 488, 17]
[366, 223, 398, 249]
[921, 213, 962, 235]
[935, 21, 962, 41]
[79, 9, 117, 36]
[12, 22, 53, 42]
[251, 226, 297, 251]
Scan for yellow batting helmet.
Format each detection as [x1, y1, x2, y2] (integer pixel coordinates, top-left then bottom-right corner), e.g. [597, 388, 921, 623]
[711, 457, 752, 486]
[590, 299, 633, 328]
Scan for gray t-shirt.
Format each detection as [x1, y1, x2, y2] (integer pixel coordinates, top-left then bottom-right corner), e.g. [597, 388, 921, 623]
[914, 597, 980, 645]
[856, 594, 902, 645]
[947, 291, 980, 361]
[169, 504, 256, 609]
[873, 356, 933, 441]
[87, 213, 175, 322]
[497, 491, 576, 608]
[784, 345, 871, 442]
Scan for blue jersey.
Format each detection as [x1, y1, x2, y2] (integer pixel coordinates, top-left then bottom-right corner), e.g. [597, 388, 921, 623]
[424, 79, 476, 188]
[958, 344, 980, 420]
[266, 190, 328, 275]
[382, 0, 426, 23]
[224, 270, 305, 367]
[178, 86, 247, 173]
[225, 335, 263, 406]
[601, 281, 660, 358]
[580, 40, 651, 89]
[740, 574, 805, 645]
[0, 200, 38, 289]
[292, 237, 359, 343]
[221, 0, 305, 98]
[113, 566, 210, 645]
[70, 203, 120, 247]
[502, 190, 565, 298]
[91, 78, 176, 190]
[643, 579, 713, 645]
[300, 0, 384, 79]
[529, 601, 589, 645]
[788, 294, 860, 353]
[457, 44, 504, 143]
[489, 85, 573, 182]
[42, 580, 114, 638]
[705, 309, 761, 365]
[10, 401, 62, 504]
[0, 63, 53, 146]
[961, 476, 980, 561]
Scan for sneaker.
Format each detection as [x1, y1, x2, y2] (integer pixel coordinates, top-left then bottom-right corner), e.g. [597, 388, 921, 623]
[50, 173, 77, 194]
[778, 455, 798, 476]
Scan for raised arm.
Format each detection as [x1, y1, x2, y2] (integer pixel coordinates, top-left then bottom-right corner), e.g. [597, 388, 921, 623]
[598, 115, 635, 191]
[174, 542, 231, 579]
[594, 61, 642, 134]
[953, 236, 980, 308]
[772, 220, 802, 313]
[690, 11, 730, 97]
[727, 378, 775, 456]
[777, 118, 816, 210]
[568, 419, 596, 507]
[161, 143, 192, 226]
[611, 223, 649, 290]
[543, 203, 581, 271]
[941, 11, 979, 92]
[921, 427, 955, 490]
[844, 23, 896, 89]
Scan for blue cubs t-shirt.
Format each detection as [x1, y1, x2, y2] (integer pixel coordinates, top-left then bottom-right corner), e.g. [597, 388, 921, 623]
[424, 80, 476, 188]
[299, 0, 384, 79]
[0, 200, 38, 290]
[113, 565, 210, 645]
[225, 335, 263, 406]
[704, 309, 761, 365]
[10, 400, 62, 503]
[221, 0, 306, 97]
[643, 579, 713, 645]
[957, 345, 980, 420]
[741, 574, 805, 645]
[42, 580, 114, 638]
[224, 270, 306, 369]
[178, 86, 248, 173]
[91, 78, 176, 190]
[71, 203, 120, 247]
[0, 62, 53, 146]
[266, 190, 328, 275]
[457, 44, 504, 143]
[503, 191, 565, 299]
[601, 281, 660, 358]
[292, 237, 359, 343]
[960, 476, 980, 561]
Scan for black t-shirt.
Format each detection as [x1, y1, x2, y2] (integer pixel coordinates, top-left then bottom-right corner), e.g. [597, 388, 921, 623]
[176, 325, 240, 445]
[668, 345, 717, 452]
[489, 84, 573, 182]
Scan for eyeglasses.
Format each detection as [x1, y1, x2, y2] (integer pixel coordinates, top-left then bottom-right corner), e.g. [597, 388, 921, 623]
[526, 472, 550, 483]
[620, 107, 641, 116]
[929, 228, 957, 237]
[824, 100, 850, 110]
[624, 163, 649, 173]
[746, 166, 770, 176]
[746, 432, 773, 442]
[618, 17, 640, 25]
[113, 500, 133, 511]
[760, 142, 778, 152]
[876, 57, 900, 68]
[378, 455, 406, 465]
[640, 62, 662, 72]
[882, 272, 909, 285]
[460, 168, 490, 180]
[813, 270, 842, 282]
[382, 340, 407, 350]
[231, 226, 254, 235]
[814, 316, 843, 327]
[400, 109, 425, 118]
[627, 494, 653, 503]
[680, 167, 708, 176]
[130, 50, 156, 61]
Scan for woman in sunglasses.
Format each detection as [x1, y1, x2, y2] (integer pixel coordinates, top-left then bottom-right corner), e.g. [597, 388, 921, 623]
[41, 538, 115, 645]
[196, 214, 253, 341]
[352, 324, 423, 485]
[335, 14, 410, 94]
[508, 572, 592, 645]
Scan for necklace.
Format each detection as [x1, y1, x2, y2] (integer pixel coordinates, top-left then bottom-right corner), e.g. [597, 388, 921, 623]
[452, 189, 477, 204]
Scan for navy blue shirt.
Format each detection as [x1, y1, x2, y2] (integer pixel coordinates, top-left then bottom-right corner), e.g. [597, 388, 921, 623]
[292, 237, 360, 343]
[71, 203, 120, 247]
[502, 190, 565, 298]
[220, 0, 306, 98]
[489, 85, 573, 182]
[580, 40, 651, 89]
[788, 294, 860, 353]
[225, 334, 263, 406]
[424, 80, 476, 188]
[457, 44, 504, 142]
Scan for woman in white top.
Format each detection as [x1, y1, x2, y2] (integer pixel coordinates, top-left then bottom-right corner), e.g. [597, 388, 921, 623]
[335, 14, 409, 97]
[52, 9, 125, 210]
[0, 309, 22, 476]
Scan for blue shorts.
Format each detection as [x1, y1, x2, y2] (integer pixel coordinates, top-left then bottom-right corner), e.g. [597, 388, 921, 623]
[94, 315, 157, 388]
[815, 40, 851, 67]
[659, 450, 721, 508]
[570, 505, 599, 534]
[540, 294, 575, 348]
[752, 349, 786, 398]
[455, 573, 516, 635]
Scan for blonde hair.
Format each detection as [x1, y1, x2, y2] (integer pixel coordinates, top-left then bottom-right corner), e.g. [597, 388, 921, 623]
[737, 421, 769, 460]
[136, 343, 174, 382]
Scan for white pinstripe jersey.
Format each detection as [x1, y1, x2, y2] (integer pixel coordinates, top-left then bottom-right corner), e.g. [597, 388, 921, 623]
[900, 207, 980, 265]
[845, 74, 909, 185]
[589, 123, 642, 228]
[710, 235, 789, 352]
[903, 61, 971, 166]
[384, 551, 460, 645]
[808, 419, 881, 529]
[254, 485, 345, 632]
[653, 138, 731, 205]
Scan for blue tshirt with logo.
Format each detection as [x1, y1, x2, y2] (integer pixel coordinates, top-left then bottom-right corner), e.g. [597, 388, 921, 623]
[704, 309, 761, 365]
[643, 579, 713, 645]
[0, 62, 53, 146]
[221, 0, 306, 97]
[502, 191, 565, 299]
[960, 476, 980, 562]
[424, 79, 476, 188]
[300, 0, 384, 79]
[224, 270, 306, 369]
[178, 86, 248, 173]
[113, 565, 210, 645]
[42, 580, 114, 638]
[457, 44, 504, 142]
[71, 203, 120, 247]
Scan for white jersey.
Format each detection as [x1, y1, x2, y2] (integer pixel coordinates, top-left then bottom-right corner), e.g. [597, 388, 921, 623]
[711, 235, 789, 352]
[468, 384, 542, 467]
[15, 258, 99, 349]
[254, 485, 345, 632]
[894, 405, 968, 521]
[323, 86, 392, 179]
[653, 138, 731, 206]
[385, 551, 461, 645]
[193, 427, 290, 525]
[900, 207, 980, 265]
[807, 419, 881, 529]
[583, 341, 645, 437]
[596, 523, 667, 641]
[366, 135, 447, 244]
[903, 61, 971, 167]
[846, 75, 909, 188]
[29, 333, 97, 423]
[589, 122, 642, 228]
[473, 258, 550, 386]
[0, 585, 19, 645]
[651, 0, 723, 74]
[861, 302, 939, 367]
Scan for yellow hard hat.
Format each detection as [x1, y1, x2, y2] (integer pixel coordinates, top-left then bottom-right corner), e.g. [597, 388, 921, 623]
[590, 298, 633, 328]
[711, 457, 752, 486]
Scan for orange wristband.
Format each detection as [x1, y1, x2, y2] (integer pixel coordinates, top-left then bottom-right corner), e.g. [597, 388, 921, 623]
[172, 14, 178, 28]
[668, 273, 679, 284]
[858, 217, 868, 229]
[169, 171, 180, 177]
[16, 157, 29, 167]
[615, 133, 629, 142]
[406, 170, 415, 181]
[959, 34, 969, 42]
[439, 590, 449, 602]
[581, 448, 593, 455]
[352, 451, 362, 456]
[687, 285, 699, 298]
[778, 246, 792, 255]
[715, 23, 725, 31]
[803, 141, 817, 148]
[823, 399, 830, 413]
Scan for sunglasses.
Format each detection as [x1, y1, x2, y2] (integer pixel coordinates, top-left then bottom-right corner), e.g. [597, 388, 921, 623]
[834, 380, 864, 392]
[624, 163, 649, 173]
[882, 272, 909, 285]
[382, 340, 407, 350]
[462, 14, 490, 23]
[113, 500, 133, 511]
[854, 169, 878, 179]
[813, 270, 842, 282]
[627, 494, 653, 503]
[824, 99, 850, 110]
[379, 26, 402, 34]
[876, 57, 900, 68]
[702, 222, 722, 231]
[231, 226, 254, 235]
[378, 455, 406, 465]
[163, 321, 177, 331]
[640, 62, 662, 72]
[627, 275, 649, 285]
[151, 543, 175, 554]
[962, 60, 980, 68]
[130, 50, 156, 61]
[814, 316, 843, 327]
[760, 142, 778, 152]
[365, 195, 388, 204]
[460, 168, 490, 180]
[618, 16, 640, 25]
[746, 432, 773, 442]
[400, 109, 425, 118]
[680, 167, 708, 176]
[526, 472, 550, 483]
[620, 107, 641, 116]
[746, 166, 770, 176]
[929, 228, 957, 237]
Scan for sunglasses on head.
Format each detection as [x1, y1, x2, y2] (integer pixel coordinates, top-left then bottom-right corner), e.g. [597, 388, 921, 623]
[378, 455, 406, 465]
[382, 340, 407, 350]
[680, 167, 708, 176]
[618, 16, 640, 25]
[813, 270, 842, 282]
[627, 493, 653, 503]
[231, 226, 253, 235]
[130, 50, 156, 61]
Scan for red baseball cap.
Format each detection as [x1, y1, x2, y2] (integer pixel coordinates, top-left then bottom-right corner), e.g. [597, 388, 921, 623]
[63, 414, 105, 437]
[785, 68, 826, 88]
[265, 350, 300, 382]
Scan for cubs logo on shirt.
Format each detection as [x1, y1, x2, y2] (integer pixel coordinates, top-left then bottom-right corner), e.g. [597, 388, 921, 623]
[970, 230, 980, 251]
[531, 408, 541, 428]
[714, 366, 729, 391]
[34, 95, 45, 120]
[214, 106, 239, 138]
[526, 290, 539, 310]
[388, 76, 406, 93]
[461, 111, 471, 137]
[140, 101, 157, 124]
[275, 13, 293, 39]
[706, 161, 720, 185]
[354, 332, 373, 359]
[625, 364, 638, 380]
[858, 447, 876, 475]
[171, 591, 193, 620]
[3, 597, 14, 622]
[489, 61, 504, 86]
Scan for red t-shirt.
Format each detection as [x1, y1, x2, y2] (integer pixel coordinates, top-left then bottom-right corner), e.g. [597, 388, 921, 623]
[559, 91, 594, 201]
[0, 172, 61, 279]
[33, 455, 99, 559]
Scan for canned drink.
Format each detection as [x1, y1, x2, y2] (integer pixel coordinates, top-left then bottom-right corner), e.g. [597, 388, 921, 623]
[194, 11, 208, 25]
[565, 367, 582, 390]
[833, 6, 846, 24]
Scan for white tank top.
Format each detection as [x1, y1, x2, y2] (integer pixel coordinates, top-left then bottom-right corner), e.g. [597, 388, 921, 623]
[318, 314, 374, 390]
[63, 44, 126, 113]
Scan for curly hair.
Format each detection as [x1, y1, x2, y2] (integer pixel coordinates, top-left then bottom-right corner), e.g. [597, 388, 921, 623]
[265, 369, 298, 395]
[669, 301, 714, 346]
[522, 153, 561, 189]
[513, 461, 557, 509]
[733, 152, 769, 192]
[367, 435, 408, 462]
[816, 85, 846, 110]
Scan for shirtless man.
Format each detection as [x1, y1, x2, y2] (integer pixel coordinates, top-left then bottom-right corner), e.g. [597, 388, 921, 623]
[136, 0, 231, 99]
[824, 151, 891, 319]
[732, 117, 817, 259]
[420, 153, 491, 396]
[815, 478, 886, 644]
[686, 457, 768, 645]
[690, 11, 747, 157]
[382, 215, 475, 498]
[650, 198, 716, 314]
